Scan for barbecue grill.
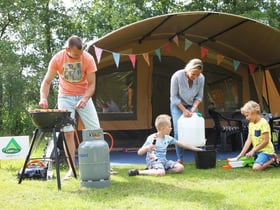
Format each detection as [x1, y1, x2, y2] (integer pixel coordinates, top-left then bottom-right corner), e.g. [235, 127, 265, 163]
[18, 109, 77, 190]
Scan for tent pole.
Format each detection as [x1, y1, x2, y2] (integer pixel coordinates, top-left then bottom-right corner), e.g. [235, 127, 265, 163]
[263, 68, 270, 113]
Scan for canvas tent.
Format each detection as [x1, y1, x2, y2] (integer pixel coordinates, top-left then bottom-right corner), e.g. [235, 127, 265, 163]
[84, 11, 280, 147]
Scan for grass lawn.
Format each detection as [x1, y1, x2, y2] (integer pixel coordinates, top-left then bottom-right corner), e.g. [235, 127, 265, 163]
[0, 159, 279, 210]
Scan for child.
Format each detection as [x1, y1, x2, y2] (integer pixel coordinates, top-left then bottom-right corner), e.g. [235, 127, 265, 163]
[128, 114, 203, 176]
[229, 100, 279, 170]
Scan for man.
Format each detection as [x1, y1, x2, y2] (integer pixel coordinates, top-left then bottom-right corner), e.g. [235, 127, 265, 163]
[39, 35, 100, 180]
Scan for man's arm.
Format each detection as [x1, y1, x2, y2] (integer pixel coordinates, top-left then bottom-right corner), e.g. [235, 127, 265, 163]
[39, 70, 57, 108]
[75, 71, 96, 109]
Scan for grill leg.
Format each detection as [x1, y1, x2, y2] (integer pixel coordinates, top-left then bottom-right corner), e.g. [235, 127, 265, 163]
[18, 128, 39, 184]
[61, 133, 77, 178]
[53, 128, 61, 191]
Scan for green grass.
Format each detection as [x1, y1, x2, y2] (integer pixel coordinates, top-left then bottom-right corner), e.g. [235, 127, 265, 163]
[0, 159, 279, 210]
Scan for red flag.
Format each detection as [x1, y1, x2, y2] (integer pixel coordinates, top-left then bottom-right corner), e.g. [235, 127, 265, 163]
[165, 42, 172, 53]
[129, 54, 136, 69]
[201, 47, 208, 59]
[249, 64, 256, 75]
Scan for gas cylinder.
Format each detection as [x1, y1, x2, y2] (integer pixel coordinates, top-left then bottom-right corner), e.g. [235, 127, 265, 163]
[177, 113, 206, 147]
[78, 129, 110, 188]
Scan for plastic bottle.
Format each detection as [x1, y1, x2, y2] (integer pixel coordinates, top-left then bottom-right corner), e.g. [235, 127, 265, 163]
[47, 161, 53, 180]
[149, 139, 158, 161]
[177, 112, 206, 146]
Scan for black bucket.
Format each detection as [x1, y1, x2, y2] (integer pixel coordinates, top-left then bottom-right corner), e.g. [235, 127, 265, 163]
[194, 150, 216, 169]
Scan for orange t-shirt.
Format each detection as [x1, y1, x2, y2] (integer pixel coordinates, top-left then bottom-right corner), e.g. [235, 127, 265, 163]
[48, 49, 97, 96]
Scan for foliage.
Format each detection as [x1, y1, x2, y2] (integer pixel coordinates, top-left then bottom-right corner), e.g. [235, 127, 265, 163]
[0, 0, 279, 136]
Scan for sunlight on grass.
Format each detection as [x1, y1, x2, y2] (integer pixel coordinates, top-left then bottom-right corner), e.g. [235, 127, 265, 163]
[0, 159, 280, 210]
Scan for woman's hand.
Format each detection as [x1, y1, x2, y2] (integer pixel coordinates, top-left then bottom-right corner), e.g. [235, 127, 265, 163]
[183, 110, 192, 117]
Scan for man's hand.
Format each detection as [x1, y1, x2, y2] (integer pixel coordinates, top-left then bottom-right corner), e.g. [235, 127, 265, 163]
[39, 99, 48, 109]
[75, 98, 88, 109]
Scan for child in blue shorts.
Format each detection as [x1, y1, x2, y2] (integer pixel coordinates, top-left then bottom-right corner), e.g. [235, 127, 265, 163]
[230, 100, 279, 170]
[128, 114, 203, 176]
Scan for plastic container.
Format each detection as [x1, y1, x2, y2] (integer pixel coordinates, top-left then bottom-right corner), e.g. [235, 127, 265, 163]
[194, 150, 216, 169]
[178, 113, 206, 146]
[78, 129, 110, 188]
[47, 161, 53, 180]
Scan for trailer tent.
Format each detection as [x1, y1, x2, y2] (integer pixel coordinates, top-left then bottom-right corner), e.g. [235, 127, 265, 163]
[82, 11, 280, 148]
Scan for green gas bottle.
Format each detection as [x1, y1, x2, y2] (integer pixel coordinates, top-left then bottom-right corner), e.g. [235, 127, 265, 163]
[78, 129, 110, 188]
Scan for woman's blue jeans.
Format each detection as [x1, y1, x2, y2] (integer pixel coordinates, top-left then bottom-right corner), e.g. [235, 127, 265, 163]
[170, 103, 192, 161]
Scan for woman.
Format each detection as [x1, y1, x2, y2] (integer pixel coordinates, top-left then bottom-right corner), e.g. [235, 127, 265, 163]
[170, 58, 205, 163]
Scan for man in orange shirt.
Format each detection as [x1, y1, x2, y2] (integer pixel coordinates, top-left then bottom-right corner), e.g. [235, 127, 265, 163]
[39, 35, 100, 180]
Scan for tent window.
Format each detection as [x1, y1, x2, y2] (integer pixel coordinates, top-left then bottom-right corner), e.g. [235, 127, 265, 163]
[204, 63, 242, 113]
[94, 62, 136, 121]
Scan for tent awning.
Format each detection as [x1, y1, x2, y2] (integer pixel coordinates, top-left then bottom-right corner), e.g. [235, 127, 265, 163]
[88, 11, 280, 69]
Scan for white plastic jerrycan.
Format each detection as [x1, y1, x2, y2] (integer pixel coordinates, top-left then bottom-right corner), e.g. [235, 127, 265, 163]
[177, 112, 206, 147]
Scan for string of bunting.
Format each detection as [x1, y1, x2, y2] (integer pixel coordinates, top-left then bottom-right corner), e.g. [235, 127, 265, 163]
[93, 35, 260, 74]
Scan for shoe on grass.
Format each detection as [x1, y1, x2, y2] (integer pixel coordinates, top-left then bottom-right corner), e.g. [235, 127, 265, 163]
[63, 170, 74, 181]
[110, 168, 118, 175]
[177, 160, 184, 164]
[128, 169, 139, 176]
[272, 154, 280, 167]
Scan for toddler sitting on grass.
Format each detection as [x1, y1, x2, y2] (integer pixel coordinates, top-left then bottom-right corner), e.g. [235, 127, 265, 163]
[128, 114, 203, 176]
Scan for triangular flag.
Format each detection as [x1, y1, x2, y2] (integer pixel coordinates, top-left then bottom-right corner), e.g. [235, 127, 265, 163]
[172, 35, 179, 47]
[233, 60, 240, 71]
[94, 46, 103, 63]
[155, 48, 161, 62]
[112, 52, 120, 68]
[200, 47, 208, 59]
[184, 39, 192, 51]
[129, 54, 136, 69]
[142, 53, 150, 66]
[217, 54, 224, 65]
[165, 42, 171, 53]
[249, 64, 256, 75]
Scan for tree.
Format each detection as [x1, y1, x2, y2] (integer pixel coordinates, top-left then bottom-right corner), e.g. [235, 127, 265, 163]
[0, 0, 279, 136]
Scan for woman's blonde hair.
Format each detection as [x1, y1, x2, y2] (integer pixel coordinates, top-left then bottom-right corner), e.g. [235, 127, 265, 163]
[155, 114, 171, 130]
[240, 100, 261, 114]
[185, 58, 203, 72]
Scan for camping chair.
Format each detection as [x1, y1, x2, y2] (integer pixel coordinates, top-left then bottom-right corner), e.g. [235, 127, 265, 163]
[208, 109, 246, 152]
[269, 116, 280, 150]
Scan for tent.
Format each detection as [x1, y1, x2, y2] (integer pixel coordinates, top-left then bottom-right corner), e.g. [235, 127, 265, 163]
[84, 11, 280, 147]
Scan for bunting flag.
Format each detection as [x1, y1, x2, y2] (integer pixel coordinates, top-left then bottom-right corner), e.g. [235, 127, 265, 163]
[129, 54, 136, 69]
[142, 53, 150, 66]
[184, 39, 192, 51]
[112, 52, 120, 68]
[217, 54, 224, 65]
[172, 35, 179, 47]
[94, 46, 103, 63]
[155, 48, 161, 62]
[93, 41, 260, 74]
[233, 60, 240, 71]
[200, 47, 208, 59]
[165, 42, 172, 53]
[249, 64, 256, 75]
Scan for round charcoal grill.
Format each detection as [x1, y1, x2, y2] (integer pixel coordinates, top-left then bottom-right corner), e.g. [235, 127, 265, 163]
[18, 109, 77, 190]
[30, 109, 75, 129]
